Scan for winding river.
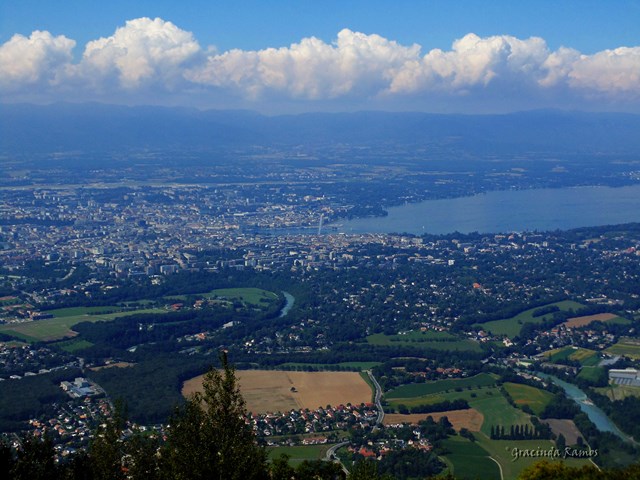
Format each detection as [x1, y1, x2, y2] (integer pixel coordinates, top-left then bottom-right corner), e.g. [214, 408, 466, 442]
[278, 291, 295, 318]
[537, 372, 635, 443]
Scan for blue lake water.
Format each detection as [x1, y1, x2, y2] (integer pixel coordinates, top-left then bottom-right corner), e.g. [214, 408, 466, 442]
[333, 185, 640, 235]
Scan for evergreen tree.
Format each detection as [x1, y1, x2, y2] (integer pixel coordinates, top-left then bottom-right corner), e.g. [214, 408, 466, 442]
[11, 434, 58, 480]
[159, 352, 268, 480]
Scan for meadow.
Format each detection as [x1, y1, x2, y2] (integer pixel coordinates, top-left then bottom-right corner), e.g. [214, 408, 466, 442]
[502, 382, 554, 415]
[278, 361, 381, 371]
[563, 313, 629, 328]
[383, 408, 484, 432]
[595, 383, 640, 401]
[366, 330, 482, 352]
[440, 436, 500, 480]
[544, 346, 600, 366]
[473, 434, 593, 480]
[606, 337, 640, 360]
[267, 444, 333, 466]
[385, 373, 498, 400]
[480, 300, 584, 338]
[166, 287, 278, 307]
[0, 307, 165, 342]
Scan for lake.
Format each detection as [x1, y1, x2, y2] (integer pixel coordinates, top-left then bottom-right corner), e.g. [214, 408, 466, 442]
[332, 185, 640, 235]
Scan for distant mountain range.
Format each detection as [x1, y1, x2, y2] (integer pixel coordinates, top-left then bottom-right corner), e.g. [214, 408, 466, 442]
[2, 102, 640, 157]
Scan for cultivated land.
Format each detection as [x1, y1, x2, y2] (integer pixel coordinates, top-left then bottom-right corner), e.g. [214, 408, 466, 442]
[0, 308, 165, 342]
[167, 287, 278, 306]
[595, 383, 640, 401]
[440, 436, 500, 480]
[543, 346, 600, 366]
[577, 366, 605, 382]
[481, 300, 584, 338]
[563, 313, 627, 328]
[366, 330, 482, 352]
[279, 361, 381, 370]
[606, 337, 640, 359]
[383, 408, 484, 432]
[267, 445, 333, 467]
[503, 382, 554, 416]
[543, 419, 583, 445]
[385, 373, 498, 400]
[474, 434, 592, 480]
[387, 386, 499, 410]
[182, 370, 373, 414]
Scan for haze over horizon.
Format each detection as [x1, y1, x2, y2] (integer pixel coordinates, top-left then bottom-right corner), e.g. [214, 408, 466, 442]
[1, 0, 639, 114]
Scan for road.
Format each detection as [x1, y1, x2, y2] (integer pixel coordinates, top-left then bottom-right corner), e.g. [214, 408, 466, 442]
[325, 441, 350, 476]
[367, 370, 385, 425]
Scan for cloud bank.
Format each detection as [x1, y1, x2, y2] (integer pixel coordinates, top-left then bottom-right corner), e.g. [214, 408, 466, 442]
[1, 17, 639, 112]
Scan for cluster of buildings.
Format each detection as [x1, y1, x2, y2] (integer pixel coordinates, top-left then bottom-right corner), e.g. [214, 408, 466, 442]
[252, 403, 379, 440]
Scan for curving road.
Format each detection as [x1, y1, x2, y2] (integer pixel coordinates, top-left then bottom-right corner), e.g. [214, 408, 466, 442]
[366, 370, 385, 425]
[325, 441, 350, 476]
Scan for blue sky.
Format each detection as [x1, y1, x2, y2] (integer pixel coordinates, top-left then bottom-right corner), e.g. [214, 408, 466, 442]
[1, 0, 640, 113]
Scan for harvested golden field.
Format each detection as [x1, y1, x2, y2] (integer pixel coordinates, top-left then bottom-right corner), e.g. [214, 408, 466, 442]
[563, 313, 617, 328]
[383, 408, 484, 432]
[182, 370, 372, 414]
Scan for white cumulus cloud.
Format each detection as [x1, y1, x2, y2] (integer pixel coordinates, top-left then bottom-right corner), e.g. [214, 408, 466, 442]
[1, 18, 640, 110]
[569, 47, 640, 95]
[0, 30, 75, 90]
[78, 17, 201, 89]
[187, 29, 420, 99]
[389, 33, 551, 94]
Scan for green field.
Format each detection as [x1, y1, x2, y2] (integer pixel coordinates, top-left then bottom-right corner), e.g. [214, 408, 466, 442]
[46, 306, 123, 317]
[481, 301, 585, 338]
[267, 444, 332, 466]
[53, 338, 94, 352]
[0, 308, 165, 342]
[577, 366, 605, 383]
[474, 433, 593, 480]
[388, 385, 501, 410]
[204, 288, 278, 306]
[606, 338, 640, 359]
[441, 436, 500, 480]
[544, 346, 599, 366]
[385, 373, 498, 400]
[595, 383, 640, 401]
[366, 331, 482, 352]
[469, 391, 532, 437]
[279, 362, 382, 371]
[503, 382, 554, 416]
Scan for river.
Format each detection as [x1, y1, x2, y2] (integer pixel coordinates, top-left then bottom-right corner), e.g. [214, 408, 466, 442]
[333, 184, 640, 235]
[278, 291, 295, 318]
[537, 372, 635, 443]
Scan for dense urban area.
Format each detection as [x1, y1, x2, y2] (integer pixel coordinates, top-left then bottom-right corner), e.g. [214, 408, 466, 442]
[2, 139, 640, 479]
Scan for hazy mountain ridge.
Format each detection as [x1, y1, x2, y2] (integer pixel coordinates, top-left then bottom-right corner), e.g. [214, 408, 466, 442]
[2, 103, 640, 157]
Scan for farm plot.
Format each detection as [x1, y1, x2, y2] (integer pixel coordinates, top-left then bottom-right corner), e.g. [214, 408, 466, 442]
[182, 370, 373, 414]
[384, 408, 484, 432]
[481, 300, 584, 338]
[543, 419, 583, 445]
[366, 331, 482, 352]
[503, 382, 554, 416]
[441, 436, 500, 480]
[385, 373, 498, 400]
[543, 346, 599, 366]
[268, 445, 333, 467]
[0, 308, 165, 342]
[563, 313, 628, 328]
[606, 338, 640, 360]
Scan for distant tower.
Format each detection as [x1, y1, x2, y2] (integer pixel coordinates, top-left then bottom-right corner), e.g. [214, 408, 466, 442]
[317, 214, 324, 235]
